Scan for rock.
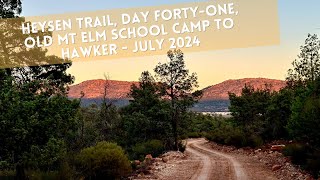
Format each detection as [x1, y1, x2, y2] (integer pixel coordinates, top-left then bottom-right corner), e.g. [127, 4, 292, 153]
[272, 165, 282, 171]
[155, 157, 162, 162]
[254, 149, 262, 153]
[144, 154, 153, 164]
[138, 172, 144, 177]
[271, 145, 285, 151]
[134, 160, 141, 166]
[162, 157, 169, 163]
[145, 154, 153, 160]
[145, 169, 153, 175]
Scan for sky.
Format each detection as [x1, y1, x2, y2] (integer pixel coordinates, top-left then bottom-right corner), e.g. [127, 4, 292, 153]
[22, 0, 320, 88]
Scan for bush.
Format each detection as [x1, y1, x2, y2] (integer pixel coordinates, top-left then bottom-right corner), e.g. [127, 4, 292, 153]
[75, 141, 131, 180]
[306, 150, 320, 178]
[287, 79, 320, 147]
[186, 132, 201, 138]
[204, 122, 264, 148]
[178, 140, 187, 152]
[224, 128, 247, 148]
[283, 143, 308, 165]
[204, 120, 248, 148]
[131, 140, 165, 160]
[246, 135, 264, 148]
[283, 143, 320, 178]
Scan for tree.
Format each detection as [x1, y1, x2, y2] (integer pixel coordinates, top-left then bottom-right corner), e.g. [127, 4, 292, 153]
[287, 78, 320, 147]
[265, 88, 293, 139]
[0, 0, 22, 18]
[0, 1, 78, 178]
[121, 71, 172, 148]
[0, 1, 74, 94]
[93, 76, 124, 144]
[154, 49, 202, 150]
[229, 84, 274, 140]
[0, 19, 74, 94]
[287, 34, 320, 86]
[0, 81, 80, 178]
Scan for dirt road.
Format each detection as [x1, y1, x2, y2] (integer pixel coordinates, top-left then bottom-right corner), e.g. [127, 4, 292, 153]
[133, 138, 286, 179]
[185, 138, 277, 180]
[187, 139, 247, 180]
[187, 139, 244, 180]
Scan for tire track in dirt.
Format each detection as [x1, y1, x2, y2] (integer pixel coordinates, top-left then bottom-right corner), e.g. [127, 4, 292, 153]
[186, 139, 248, 180]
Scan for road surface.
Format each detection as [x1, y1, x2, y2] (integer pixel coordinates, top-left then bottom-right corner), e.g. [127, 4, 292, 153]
[185, 138, 277, 180]
[133, 138, 279, 180]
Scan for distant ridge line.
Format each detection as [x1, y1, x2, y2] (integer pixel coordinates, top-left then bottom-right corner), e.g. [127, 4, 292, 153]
[68, 78, 286, 100]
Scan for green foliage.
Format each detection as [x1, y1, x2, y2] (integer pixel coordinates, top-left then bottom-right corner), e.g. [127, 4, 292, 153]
[0, 2, 79, 178]
[0, 81, 80, 170]
[287, 79, 320, 147]
[154, 49, 202, 150]
[226, 83, 293, 146]
[131, 140, 165, 160]
[287, 34, 320, 85]
[265, 88, 293, 139]
[75, 141, 131, 180]
[283, 143, 309, 165]
[228, 84, 275, 141]
[76, 105, 102, 149]
[205, 120, 264, 148]
[205, 119, 246, 148]
[23, 138, 67, 170]
[229, 84, 273, 127]
[121, 71, 173, 151]
[283, 144, 320, 178]
[178, 140, 187, 152]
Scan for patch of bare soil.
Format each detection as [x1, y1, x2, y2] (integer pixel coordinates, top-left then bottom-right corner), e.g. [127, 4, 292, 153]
[129, 151, 201, 180]
[204, 140, 314, 180]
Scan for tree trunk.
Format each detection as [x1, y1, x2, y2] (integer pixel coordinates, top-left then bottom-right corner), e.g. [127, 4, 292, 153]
[170, 86, 179, 151]
[15, 164, 27, 180]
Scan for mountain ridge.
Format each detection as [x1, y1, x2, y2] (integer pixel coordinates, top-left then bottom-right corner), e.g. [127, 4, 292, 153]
[68, 78, 286, 100]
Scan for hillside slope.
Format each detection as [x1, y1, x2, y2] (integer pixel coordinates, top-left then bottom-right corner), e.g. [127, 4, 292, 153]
[68, 78, 286, 100]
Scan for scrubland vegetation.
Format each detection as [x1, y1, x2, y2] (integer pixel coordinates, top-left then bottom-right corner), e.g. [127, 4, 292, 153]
[2, 1, 320, 179]
[201, 34, 320, 178]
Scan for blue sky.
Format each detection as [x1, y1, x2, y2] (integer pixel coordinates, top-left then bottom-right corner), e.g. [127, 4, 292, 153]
[21, 0, 320, 87]
[22, 0, 206, 16]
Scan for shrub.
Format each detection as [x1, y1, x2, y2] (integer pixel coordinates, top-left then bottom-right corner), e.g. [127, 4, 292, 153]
[75, 141, 131, 180]
[205, 123, 264, 148]
[306, 150, 320, 178]
[246, 135, 264, 148]
[283, 143, 308, 165]
[186, 132, 201, 138]
[283, 144, 320, 178]
[224, 128, 247, 148]
[178, 140, 187, 152]
[131, 139, 165, 160]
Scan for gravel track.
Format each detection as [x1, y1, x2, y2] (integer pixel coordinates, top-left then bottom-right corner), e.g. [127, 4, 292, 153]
[187, 139, 247, 180]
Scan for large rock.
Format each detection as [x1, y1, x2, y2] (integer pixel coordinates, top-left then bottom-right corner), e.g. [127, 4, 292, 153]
[134, 160, 141, 166]
[162, 157, 169, 163]
[271, 145, 285, 151]
[272, 164, 282, 171]
[145, 154, 153, 160]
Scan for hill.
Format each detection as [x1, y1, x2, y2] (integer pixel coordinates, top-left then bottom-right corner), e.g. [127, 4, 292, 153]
[68, 78, 286, 101]
[68, 79, 137, 99]
[201, 78, 286, 100]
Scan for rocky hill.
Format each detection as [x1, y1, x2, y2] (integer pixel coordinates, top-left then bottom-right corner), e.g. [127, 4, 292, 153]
[68, 78, 286, 100]
[201, 78, 286, 100]
[68, 79, 137, 99]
